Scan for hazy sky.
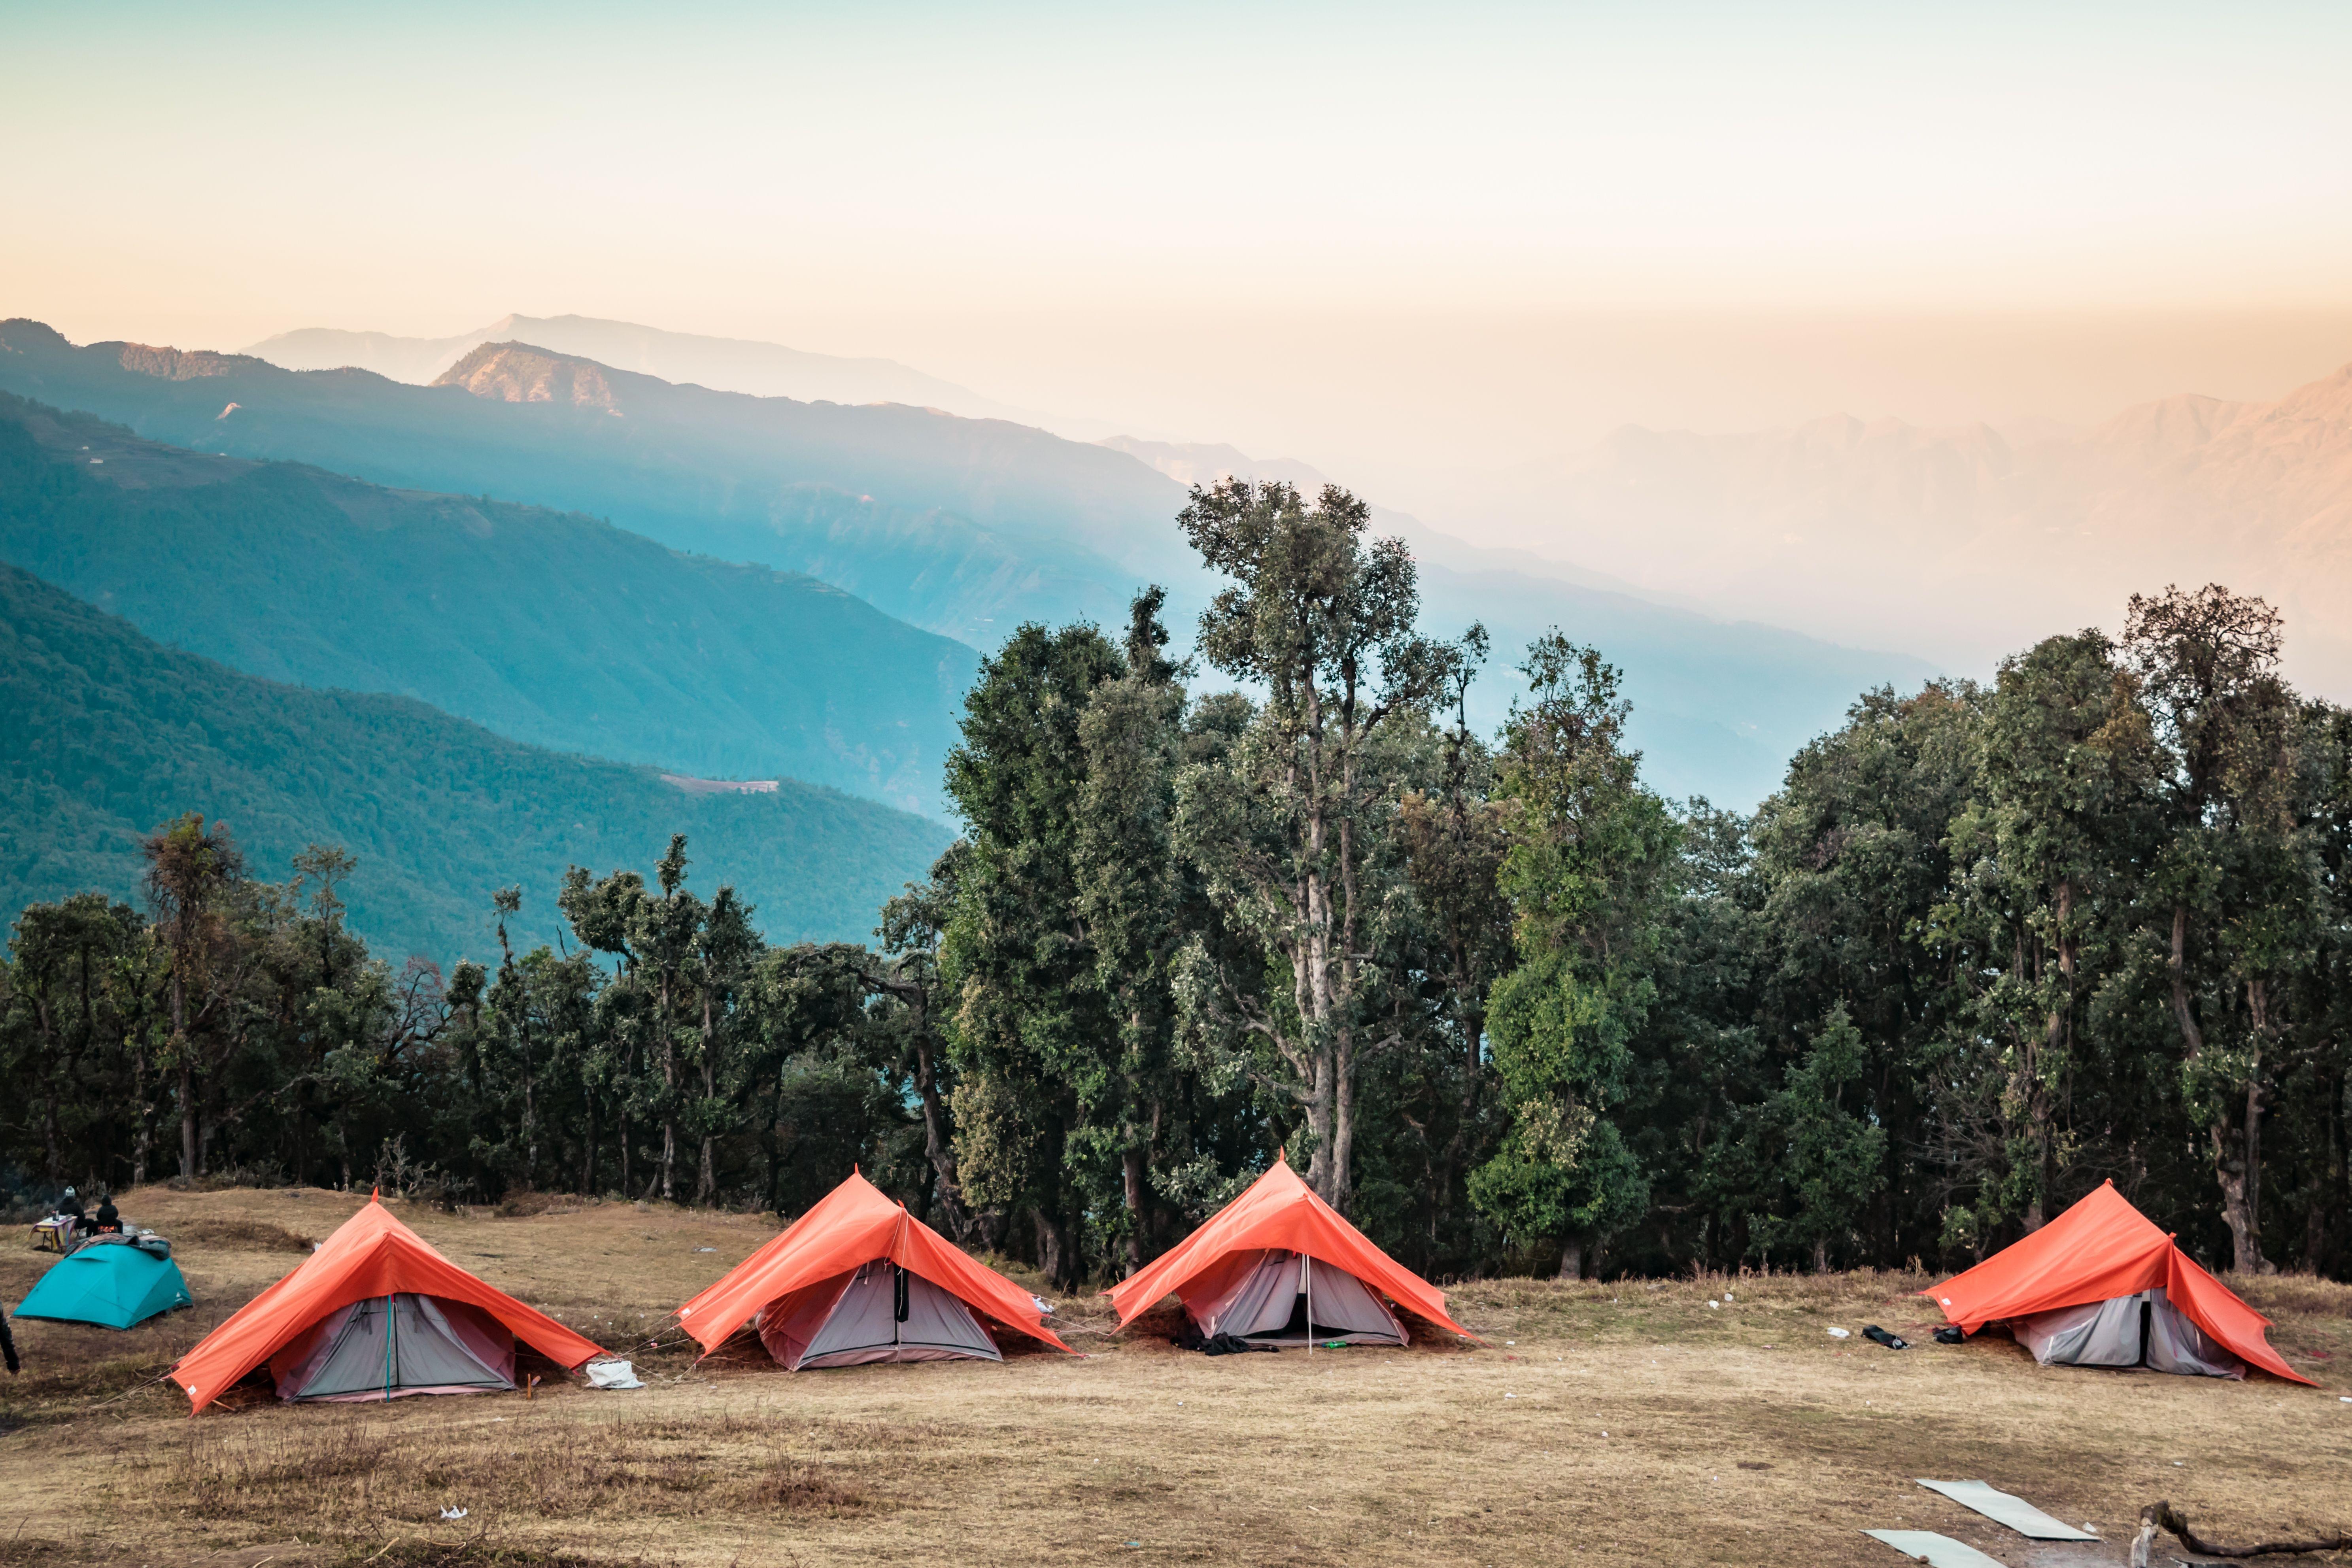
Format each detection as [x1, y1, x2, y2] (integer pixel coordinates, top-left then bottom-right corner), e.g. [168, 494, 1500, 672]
[8, 1, 2352, 528]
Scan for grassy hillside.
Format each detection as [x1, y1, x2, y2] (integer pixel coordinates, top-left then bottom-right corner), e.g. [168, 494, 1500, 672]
[0, 563, 952, 962]
[0, 395, 975, 818]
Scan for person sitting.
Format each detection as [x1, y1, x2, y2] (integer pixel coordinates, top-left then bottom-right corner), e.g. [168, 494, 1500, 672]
[57, 1186, 83, 1244]
[92, 1194, 121, 1234]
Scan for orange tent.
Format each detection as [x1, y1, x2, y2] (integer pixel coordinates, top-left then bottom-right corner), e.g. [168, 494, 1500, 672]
[1926, 1181, 2310, 1385]
[171, 1196, 604, 1414]
[677, 1170, 1071, 1368]
[1107, 1158, 1474, 1344]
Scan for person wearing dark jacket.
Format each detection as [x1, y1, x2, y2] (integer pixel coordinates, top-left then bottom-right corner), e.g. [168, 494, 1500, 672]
[93, 1194, 120, 1234]
[0, 1303, 16, 1375]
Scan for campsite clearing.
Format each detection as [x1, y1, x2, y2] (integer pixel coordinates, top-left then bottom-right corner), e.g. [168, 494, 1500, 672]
[0, 1186, 2344, 1567]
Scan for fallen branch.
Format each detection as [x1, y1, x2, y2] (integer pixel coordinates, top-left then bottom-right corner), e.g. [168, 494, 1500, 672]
[2130, 1500, 2352, 1564]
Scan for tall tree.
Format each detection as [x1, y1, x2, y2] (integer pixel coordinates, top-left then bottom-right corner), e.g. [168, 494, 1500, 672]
[2125, 584, 2298, 1271]
[1944, 631, 2153, 1229]
[1469, 637, 1676, 1277]
[940, 618, 1126, 1285]
[1172, 479, 1459, 1209]
[142, 812, 249, 1178]
[1072, 589, 1194, 1272]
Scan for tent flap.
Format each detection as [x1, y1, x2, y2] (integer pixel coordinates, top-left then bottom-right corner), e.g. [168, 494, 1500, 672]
[1926, 1182, 2306, 1385]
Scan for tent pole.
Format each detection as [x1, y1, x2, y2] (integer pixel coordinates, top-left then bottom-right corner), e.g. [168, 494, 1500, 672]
[1305, 1253, 1313, 1358]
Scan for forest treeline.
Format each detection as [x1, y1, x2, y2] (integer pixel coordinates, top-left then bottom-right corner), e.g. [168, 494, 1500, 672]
[4, 480, 2348, 1287]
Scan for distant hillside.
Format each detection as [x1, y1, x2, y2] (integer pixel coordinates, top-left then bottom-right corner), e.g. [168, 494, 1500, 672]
[0, 395, 975, 818]
[0, 563, 952, 961]
[0, 317, 1940, 807]
[246, 313, 1050, 426]
[1500, 359, 2352, 693]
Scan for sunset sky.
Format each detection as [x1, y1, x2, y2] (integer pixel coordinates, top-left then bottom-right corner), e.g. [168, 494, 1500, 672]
[8, 1, 2350, 527]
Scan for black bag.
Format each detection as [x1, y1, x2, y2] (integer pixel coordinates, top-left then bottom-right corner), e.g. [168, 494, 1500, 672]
[1198, 1332, 1277, 1356]
[1862, 1324, 1909, 1350]
[1933, 1325, 1966, 1345]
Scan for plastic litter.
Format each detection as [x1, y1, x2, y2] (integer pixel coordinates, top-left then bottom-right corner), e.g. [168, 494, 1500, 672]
[1708, 1300, 1720, 1309]
[1915, 1479, 2096, 1541]
[695, 1246, 716, 1253]
[586, 1359, 645, 1390]
[1827, 1327, 1852, 1339]
[1863, 1529, 2006, 1567]
[441, 1507, 469, 1520]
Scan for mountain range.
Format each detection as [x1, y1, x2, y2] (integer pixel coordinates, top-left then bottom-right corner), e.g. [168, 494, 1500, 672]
[0, 393, 974, 817]
[0, 561, 950, 961]
[0, 317, 1938, 805]
[1504, 359, 2352, 694]
[245, 313, 1063, 429]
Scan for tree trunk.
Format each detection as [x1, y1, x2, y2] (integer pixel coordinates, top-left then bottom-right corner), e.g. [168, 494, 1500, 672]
[659, 973, 677, 1203]
[1121, 1144, 1148, 1275]
[1032, 1206, 1071, 1290]
[1813, 1237, 1830, 1274]
[1560, 1238, 1581, 1280]
[179, 1061, 198, 1179]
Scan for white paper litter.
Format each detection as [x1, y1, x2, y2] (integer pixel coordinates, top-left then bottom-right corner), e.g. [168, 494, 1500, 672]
[586, 1359, 645, 1390]
[1863, 1529, 2008, 1567]
[1916, 1479, 2098, 1541]
[1828, 1327, 1852, 1339]
[440, 1507, 469, 1521]
[1031, 1294, 1056, 1315]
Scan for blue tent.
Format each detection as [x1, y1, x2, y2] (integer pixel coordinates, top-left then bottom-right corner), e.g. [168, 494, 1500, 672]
[15, 1243, 193, 1329]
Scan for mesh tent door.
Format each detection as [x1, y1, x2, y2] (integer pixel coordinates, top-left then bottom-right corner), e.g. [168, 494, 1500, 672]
[792, 1260, 1002, 1369]
[1185, 1251, 1406, 1346]
[2015, 1295, 2145, 1367]
[2014, 1288, 2246, 1378]
[274, 1294, 516, 1401]
[2145, 1287, 2244, 1378]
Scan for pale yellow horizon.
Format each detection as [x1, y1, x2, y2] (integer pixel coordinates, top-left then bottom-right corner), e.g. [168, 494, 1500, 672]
[7, 1, 2352, 541]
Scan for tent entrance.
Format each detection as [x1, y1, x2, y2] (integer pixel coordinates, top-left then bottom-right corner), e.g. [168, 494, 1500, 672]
[756, 1259, 1002, 1371]
[2014, 1286, 2243, 1379]
[1184, 1250, 1405, 1348]
[270, 1294, 518, 1402]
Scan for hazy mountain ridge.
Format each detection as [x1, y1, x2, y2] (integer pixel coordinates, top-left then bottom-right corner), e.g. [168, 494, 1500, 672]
[2, 317, 1938, 807]
[0, 394, 977, 817]
[0, 318, 1173, 643]
[0, 562, 952, 961]
[1520, 358, 2352, 690]
[246, 312, 1057, 426]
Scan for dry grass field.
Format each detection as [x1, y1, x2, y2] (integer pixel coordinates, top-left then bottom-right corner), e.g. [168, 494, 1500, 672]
[0, 1186, 2344, 1568]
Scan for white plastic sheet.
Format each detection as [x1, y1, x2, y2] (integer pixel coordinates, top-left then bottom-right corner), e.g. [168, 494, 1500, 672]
[1864, 1530, 2008, 1567]
[585, 1359, 645, 1390]
[1916, 1479, 2097, 1540]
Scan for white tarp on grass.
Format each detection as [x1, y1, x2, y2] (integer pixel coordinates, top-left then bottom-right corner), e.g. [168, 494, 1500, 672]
[1915, 1479, 2097, 1541]
[1863, 1530, 2008, 1568]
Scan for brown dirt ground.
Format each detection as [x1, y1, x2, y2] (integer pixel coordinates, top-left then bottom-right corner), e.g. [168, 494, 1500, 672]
[0, 1186, 2344, 1567]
